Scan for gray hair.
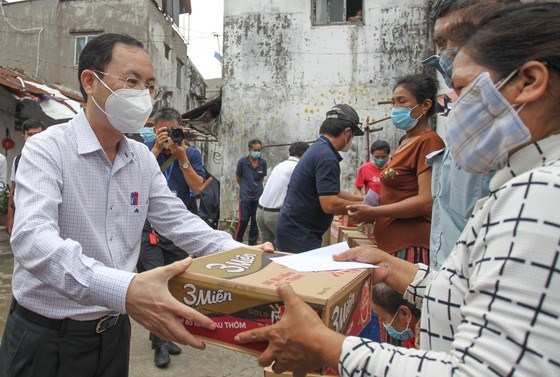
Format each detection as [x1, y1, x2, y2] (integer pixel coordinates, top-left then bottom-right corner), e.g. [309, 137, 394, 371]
[153, 107, 182, 125]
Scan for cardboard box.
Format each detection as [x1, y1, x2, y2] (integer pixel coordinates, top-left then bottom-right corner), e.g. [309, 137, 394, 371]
[169, 247, 371, 362]
[339, 214, 358, 227]
[340, 229, 369, 246]
[329, 221, 356, 245]
[352, 238, 376, 248]
[263, 366, 332, 376]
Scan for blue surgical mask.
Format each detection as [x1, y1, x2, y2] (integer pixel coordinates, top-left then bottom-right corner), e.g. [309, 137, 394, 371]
[372, 157, 388, 167]
[391, 105, 422, 131]
[421, 48, 456, 88]
[382, 310, 414, 340]
[250, 151, 261, 159]
[139, 127, 156, 143]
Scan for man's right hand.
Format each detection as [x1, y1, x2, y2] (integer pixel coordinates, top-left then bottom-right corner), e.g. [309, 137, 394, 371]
[125, 257, 215, 349]
[334, 246, 420, 295]
[151, 128, 169, 155]
[333, 246, 389, 284]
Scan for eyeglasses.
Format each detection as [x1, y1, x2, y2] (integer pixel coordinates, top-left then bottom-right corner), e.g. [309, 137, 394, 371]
[93, 70, 157, 93]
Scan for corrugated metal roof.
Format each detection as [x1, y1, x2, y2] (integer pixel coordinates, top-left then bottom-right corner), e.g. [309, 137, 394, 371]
[0, 65, 84, 121]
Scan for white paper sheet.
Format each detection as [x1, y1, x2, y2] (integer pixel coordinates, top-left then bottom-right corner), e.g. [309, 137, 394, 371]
[270, 242, 377, 272]
[362, 189, 380, 206]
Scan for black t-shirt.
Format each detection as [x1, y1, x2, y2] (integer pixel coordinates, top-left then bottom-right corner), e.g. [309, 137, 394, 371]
[236, 156, 267, 201]
[275, 136, 342, 253]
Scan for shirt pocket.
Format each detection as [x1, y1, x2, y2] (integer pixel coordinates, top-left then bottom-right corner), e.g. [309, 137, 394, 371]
[126, 204, 149, 249]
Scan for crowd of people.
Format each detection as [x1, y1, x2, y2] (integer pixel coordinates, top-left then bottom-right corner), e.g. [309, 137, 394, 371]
[234, 1, 560, 376]
[2, 0, 560, 376]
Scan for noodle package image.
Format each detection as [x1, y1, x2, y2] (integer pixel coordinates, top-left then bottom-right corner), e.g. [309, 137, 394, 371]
[168, 247, 371, 357]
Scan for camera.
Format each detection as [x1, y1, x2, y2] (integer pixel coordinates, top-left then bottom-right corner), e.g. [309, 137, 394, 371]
[165, 127, 185, 144]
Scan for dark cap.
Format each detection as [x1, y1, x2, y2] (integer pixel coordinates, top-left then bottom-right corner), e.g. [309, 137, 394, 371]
[325, 104, 364, 136]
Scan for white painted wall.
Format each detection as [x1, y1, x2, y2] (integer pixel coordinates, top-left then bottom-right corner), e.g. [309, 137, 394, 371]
[215, 0, 432, 218]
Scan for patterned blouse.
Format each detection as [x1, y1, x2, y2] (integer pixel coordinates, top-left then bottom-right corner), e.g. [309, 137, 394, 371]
[339, 134, 560, 376]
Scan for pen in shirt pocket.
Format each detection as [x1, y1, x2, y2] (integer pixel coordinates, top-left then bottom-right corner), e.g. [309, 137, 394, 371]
[130, 191, 139, 205]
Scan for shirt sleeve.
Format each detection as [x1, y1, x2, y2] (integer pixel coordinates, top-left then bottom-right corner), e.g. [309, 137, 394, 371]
[416, 134, 445, 176]
[0, 155, 6, 188]
[146, 155, 243, 256]
[187, 147, 205, 179]
[236, 157, 243, 177]
[10, 137, 135, 314]
[354, 165, 365, 188]
[263, 159, 267, 177]
[339, 337, 455, 376]
[403, 264, 431, 309]
[316, 157, 341, 196]
[10, 157, 17, 182]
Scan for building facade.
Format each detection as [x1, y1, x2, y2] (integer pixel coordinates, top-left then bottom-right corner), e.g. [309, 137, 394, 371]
[0, 0, 206, 168]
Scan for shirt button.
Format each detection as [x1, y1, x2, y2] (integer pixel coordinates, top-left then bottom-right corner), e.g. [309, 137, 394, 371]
[110, 205, 114, 210]
[110, 236, 113, 241]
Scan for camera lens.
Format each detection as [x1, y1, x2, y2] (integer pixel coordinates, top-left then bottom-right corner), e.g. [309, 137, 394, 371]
[167, 127, 185, 144]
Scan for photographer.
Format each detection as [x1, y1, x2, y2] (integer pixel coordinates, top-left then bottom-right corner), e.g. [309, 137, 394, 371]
[138, 107, 206, 368]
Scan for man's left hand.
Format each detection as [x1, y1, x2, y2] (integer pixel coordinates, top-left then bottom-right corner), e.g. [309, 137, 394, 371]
[253, 241, 274, 253]
[169, 140, 187, 159]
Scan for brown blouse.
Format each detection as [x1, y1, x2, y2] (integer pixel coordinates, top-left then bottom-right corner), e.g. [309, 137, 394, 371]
[374, 130, 445, 254]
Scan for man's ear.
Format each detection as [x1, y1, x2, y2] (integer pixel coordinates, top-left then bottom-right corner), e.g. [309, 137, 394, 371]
[81, 69, 96, 97]
[512, 61, 549, 105]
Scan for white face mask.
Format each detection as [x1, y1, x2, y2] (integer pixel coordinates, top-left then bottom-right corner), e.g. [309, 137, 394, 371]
[341, 131, 353, 152]
[91, 71, 153, 134]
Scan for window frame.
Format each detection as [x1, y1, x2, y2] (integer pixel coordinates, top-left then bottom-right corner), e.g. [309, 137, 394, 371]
[311, 0, 364, 26]
[74, 35, 96, 66]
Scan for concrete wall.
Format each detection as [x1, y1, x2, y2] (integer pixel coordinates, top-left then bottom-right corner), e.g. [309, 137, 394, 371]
[216, 0, 432, 218]
[0, 0, 205, 111]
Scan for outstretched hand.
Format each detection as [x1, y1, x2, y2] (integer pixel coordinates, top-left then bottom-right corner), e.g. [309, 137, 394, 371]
[333, 246, 389, 284]
[235, 284, 345, 375]
[346, 204, 376, 223]
[126, 257, 215, 349]
[252, 241, 275, 253]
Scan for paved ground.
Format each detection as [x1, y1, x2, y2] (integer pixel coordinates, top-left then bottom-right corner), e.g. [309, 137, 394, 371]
[0, 228, 264, 377]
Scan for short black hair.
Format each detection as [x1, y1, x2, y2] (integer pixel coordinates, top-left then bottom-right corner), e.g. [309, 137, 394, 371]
[22, 118, 45, 133]
[248, 139, 262, 149]
[393, 73, 438, 117]
[370, 140, 390, 155]
[319, 119, 351, 137]
[371, 282, 421, 319]
[153, 107, 182, 125]
[288, 141, 309, 157]
[78, 33, 144, 101]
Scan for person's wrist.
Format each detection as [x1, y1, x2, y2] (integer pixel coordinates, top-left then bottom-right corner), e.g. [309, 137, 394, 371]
[315, 327, 345, 370]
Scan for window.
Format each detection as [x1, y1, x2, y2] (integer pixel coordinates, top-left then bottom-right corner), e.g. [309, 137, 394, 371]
[74, 36, 95, 65]
[176, 58, 184, 88]
[312, 0, 363, 25]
